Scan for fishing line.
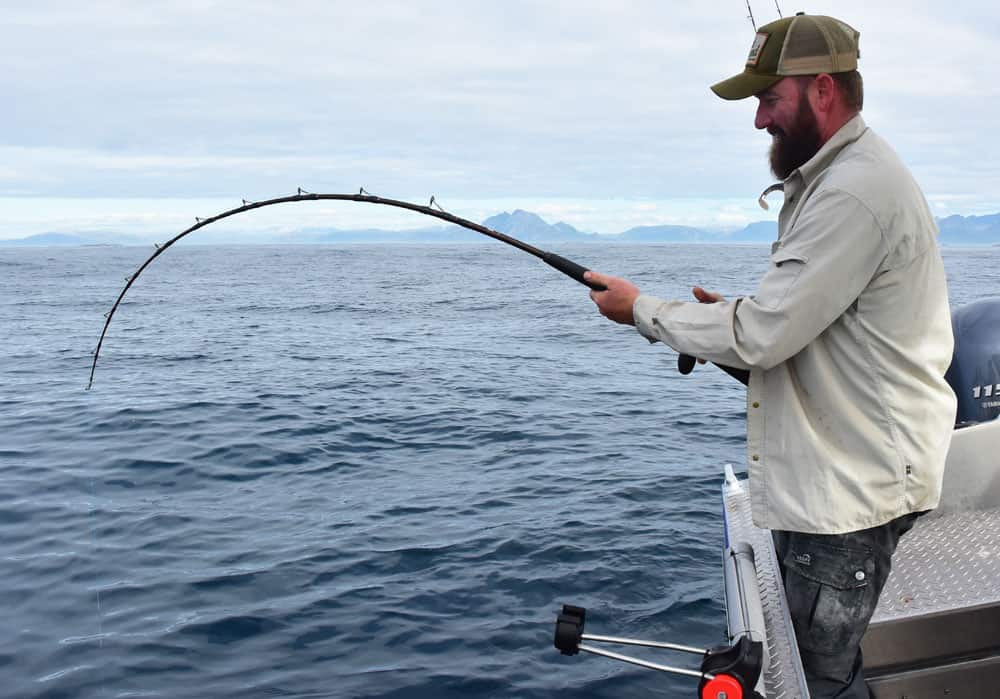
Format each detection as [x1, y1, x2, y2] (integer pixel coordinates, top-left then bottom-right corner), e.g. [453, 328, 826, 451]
[745, 0, 757, 31]
[744, 1, 783, 29]
[87, 189, 719, 388]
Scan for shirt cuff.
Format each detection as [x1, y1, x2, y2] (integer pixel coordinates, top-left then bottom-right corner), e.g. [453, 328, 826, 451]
[633, 294, 664, 344]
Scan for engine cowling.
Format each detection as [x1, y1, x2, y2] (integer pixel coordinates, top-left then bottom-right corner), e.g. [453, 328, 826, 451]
[945, 298, 1000, 427]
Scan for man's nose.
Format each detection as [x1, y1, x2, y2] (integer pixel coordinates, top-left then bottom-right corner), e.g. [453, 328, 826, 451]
[754, 104, 771, 131]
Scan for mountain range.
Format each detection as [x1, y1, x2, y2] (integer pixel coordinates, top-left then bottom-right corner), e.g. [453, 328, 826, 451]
[4, 210, 1000, 247]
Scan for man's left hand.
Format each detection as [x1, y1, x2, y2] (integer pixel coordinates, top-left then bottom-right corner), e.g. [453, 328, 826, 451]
[584, 270, 640, 326]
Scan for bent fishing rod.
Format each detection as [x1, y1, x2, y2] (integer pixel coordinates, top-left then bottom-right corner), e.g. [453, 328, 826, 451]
[88, 189, 744, 388]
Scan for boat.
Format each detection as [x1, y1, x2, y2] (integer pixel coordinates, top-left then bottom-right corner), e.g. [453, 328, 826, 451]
[554, 299, 1000, 698]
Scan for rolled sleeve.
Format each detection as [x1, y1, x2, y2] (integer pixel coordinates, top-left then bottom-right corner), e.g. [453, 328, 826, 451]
[633, 294, 756, 370]
[631, 187, 887, 371]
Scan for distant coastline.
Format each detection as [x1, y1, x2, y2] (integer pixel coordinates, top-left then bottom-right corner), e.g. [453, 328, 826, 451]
[2, 209, 998, 247]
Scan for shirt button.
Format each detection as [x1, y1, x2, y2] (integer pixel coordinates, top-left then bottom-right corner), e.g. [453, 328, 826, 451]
[855, 571, 866, 581]
[752, 455, 760, 461]
[752, 402, 760, 408]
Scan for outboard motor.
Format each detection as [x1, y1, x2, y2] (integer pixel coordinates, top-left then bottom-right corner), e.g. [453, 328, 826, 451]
[945, 298, 1000, 427]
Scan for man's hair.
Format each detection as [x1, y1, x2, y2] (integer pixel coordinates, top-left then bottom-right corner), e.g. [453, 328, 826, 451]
[832, 70, 864, 111]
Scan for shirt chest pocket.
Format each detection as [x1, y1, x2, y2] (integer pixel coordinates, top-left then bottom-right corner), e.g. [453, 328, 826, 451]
[756, 244, 809, 310]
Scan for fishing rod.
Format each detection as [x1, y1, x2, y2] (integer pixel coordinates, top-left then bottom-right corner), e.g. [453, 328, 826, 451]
[88, 189, 739, 388]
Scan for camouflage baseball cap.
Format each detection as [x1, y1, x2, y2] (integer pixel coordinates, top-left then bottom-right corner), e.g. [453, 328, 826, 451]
[711, 13, 860, 100]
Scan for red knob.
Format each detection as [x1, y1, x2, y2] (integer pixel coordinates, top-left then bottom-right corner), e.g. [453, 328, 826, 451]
[701, 674, 743, 699]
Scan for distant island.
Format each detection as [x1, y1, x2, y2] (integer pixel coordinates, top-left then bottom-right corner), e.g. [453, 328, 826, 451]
[3, 209, 999, 247]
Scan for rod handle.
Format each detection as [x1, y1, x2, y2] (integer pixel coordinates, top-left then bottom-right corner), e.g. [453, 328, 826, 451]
[679, 355, 750, 385]
[543, 253, 606, 291]
[678, 353, 697, 375]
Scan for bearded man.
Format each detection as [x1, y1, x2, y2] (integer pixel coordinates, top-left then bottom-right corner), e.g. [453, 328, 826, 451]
[586, 13, 956, 698]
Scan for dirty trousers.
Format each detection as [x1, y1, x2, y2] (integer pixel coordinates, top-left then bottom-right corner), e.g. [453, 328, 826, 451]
[772, 512, 922, 699]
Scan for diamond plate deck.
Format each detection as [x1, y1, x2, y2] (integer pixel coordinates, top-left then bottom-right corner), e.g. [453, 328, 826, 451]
[723, 480, 811, 699]
[872, 507, 1000, 622]
[725, 486, 1000, 698]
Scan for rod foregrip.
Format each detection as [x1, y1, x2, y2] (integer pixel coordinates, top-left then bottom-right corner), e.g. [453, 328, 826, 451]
[543, 253, 606, 291]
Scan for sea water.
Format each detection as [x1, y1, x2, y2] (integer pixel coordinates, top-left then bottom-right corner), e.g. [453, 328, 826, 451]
[1, 243, 994, 698]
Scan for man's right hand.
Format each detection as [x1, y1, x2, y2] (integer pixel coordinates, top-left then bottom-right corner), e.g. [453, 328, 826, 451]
[585, 270, 641, 326]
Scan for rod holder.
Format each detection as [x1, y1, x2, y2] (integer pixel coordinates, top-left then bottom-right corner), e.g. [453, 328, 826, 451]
[554, 604, 586, 655]
[553, 604, 765, 699]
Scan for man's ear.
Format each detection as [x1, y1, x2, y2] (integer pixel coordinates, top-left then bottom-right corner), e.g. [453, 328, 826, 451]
[812, 73, 837, 113]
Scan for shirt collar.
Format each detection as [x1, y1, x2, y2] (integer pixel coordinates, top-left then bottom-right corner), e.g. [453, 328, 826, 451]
[757, 114, 868, 209]
[795, 113, 868, 187]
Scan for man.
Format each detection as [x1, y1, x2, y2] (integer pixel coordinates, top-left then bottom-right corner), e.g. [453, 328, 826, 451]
[586, 13, 957, 698]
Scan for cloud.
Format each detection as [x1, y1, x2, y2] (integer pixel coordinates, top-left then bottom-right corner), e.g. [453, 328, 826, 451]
[1, 0, 997, 233]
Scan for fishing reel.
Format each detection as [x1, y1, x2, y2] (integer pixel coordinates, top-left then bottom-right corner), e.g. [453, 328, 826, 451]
[553, 604, 764, 699]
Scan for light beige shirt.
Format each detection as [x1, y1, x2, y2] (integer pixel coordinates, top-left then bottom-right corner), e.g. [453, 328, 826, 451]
[633, 115, 957, 534]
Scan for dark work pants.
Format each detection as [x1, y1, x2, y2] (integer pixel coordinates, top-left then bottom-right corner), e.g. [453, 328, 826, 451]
[772, 512, 922, 699]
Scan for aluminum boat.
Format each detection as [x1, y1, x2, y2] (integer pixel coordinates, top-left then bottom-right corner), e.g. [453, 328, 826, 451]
[555, 299, 1000, 699]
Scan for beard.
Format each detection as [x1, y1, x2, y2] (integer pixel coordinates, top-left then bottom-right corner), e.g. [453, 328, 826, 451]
[768, 91, 823, 180]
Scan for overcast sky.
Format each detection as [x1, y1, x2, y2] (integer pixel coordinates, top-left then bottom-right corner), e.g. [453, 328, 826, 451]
[2, 1, 998, 239]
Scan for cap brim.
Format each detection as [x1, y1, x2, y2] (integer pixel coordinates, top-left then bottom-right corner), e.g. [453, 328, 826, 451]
[710, 71, 783, 100]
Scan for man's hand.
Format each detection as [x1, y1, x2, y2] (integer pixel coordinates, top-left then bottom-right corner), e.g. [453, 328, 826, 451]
[692, 286, 725, 304]
[584, 270, 640, 326]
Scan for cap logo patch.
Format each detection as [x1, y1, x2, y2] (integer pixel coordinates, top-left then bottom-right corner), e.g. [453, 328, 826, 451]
[746, 32, 769, 67]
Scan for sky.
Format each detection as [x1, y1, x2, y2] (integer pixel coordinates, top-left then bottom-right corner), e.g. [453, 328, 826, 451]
[2, 1, 999, 240]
